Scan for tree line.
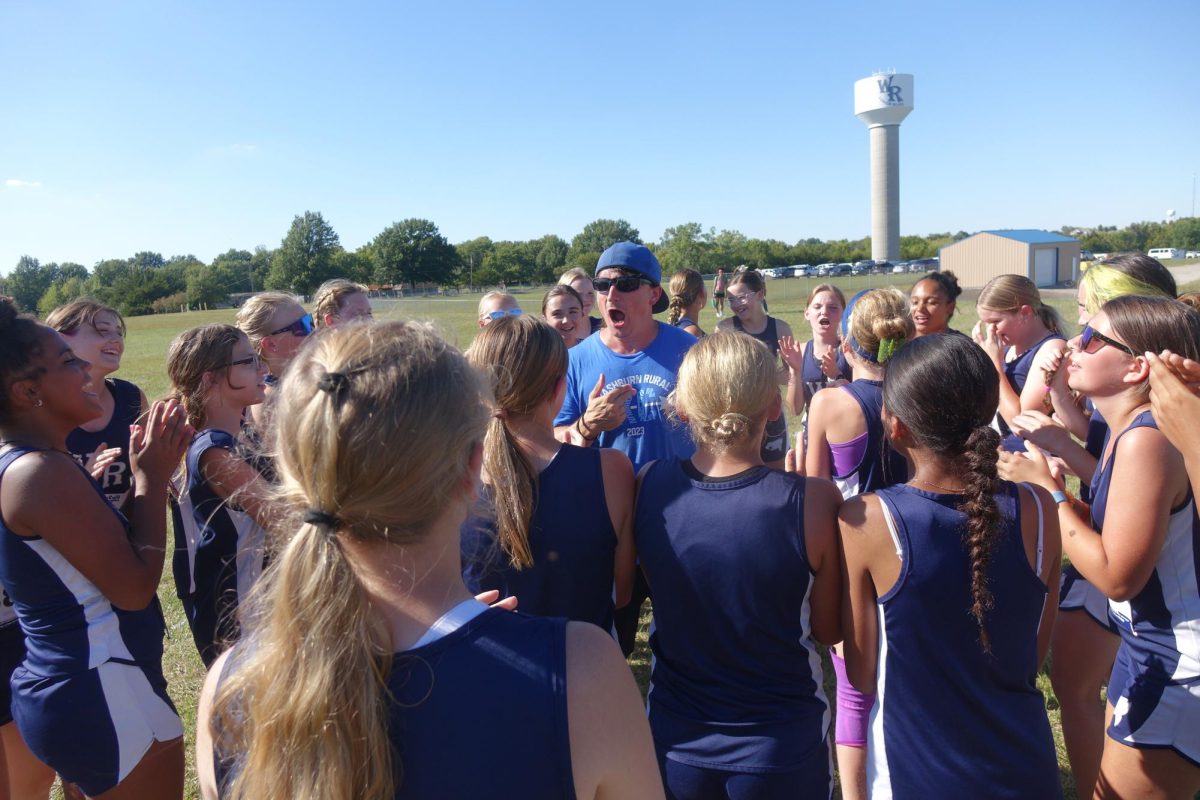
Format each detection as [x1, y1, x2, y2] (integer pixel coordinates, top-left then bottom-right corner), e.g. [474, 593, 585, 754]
[5, 212, 1199, 317]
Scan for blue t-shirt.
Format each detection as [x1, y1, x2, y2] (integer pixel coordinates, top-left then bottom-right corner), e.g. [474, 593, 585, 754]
[555, 322, 697, 471]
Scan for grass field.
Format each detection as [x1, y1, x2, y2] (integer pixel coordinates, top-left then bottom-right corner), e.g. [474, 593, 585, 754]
[107, 269, 1200, 799]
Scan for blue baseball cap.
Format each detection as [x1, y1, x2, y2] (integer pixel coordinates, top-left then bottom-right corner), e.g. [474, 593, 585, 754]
[595, 241, 669, 313]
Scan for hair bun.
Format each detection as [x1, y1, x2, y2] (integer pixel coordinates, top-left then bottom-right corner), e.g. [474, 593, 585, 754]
[710, 412, 751, 441]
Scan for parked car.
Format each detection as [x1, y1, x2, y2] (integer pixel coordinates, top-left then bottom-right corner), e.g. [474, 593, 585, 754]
[909, 258, 938, 273]
[891, 262, 909, 274]
[814, 262, 837, 276]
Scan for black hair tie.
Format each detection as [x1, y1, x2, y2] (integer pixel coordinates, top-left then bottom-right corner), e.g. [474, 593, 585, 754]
[303, 509, 342, 530]
[316, 371, 351, 398]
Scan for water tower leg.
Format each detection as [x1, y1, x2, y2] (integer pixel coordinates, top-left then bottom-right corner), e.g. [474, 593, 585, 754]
[869, 125, 901, 263]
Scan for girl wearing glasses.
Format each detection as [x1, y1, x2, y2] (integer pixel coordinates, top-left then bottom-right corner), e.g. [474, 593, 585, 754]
[715, 271, 796, 469]
[1022, 296, 1200, 799]
[168, 324, 274, 667]
[973, 275, 1069, 451]
[998, 253, 1176, 795]
[463, 316, 635, 630]
[236, 292, 311, 428]
[476, 291, 522, 328]
[0, 297, 192, 799]
[197, 321, 663, 800]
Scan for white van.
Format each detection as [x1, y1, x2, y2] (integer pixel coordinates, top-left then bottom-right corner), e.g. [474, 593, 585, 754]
[1147, 247, 1185, 260]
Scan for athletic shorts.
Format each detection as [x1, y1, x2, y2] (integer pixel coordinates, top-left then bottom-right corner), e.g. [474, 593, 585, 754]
[0, 624, 24, 726]
[12, 660, 183, 795]
[1107, 642, 1200, 767]
[1060, 564, 1119, 634]
[656, 745, 831, 800]
[713, 292, 725, 299]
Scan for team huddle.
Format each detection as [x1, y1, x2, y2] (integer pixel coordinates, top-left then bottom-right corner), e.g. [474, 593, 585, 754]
[0, 242, 1196, 799]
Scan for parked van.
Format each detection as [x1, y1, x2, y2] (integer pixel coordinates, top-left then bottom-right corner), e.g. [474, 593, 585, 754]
[1148, 247, 1186, 260]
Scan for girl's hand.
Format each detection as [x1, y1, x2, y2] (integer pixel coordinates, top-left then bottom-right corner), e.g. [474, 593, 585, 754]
[818, 348, 841, 379]
[779, 336, 804, 373]
[785, 430, 807, 476]
[85, 443, 123, 481]
[474, 589, 518, 611]
[974, 322, 1004, 370]
[1010, 410, 1072, 455]
[1154, 349, 1200, 395]
[1146, 351, 1200, 454]
[1005, 444, 1059, 492]
[129, 399, 193, 486]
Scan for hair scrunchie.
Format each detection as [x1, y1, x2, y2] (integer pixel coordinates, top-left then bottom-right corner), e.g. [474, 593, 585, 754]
[876, 337, 905, 364]
[303, 508, 342, 531]
[316, 371, 351, 401]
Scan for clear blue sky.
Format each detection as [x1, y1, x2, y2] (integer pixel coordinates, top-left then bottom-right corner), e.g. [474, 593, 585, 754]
[2, 0, 1197, 271]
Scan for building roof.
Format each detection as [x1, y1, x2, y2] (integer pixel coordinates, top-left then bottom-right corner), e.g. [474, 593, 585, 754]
[981, 229, 1078, 245]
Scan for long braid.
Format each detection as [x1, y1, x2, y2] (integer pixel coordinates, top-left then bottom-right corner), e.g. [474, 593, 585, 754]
[667, 294, 685, 326]
[960, 425, 1002, 653]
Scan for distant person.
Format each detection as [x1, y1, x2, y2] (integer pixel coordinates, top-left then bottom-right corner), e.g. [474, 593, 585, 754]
[168, 324, 274, 667]
[840, 333, 1062, 798]
[711, 268, 727, 317]
[909, 270, 963, 337]
[476, 291, 521, 328]
[196, 321, 664, 800]
[464, 315, 635, 630]
[716, 270, 795, 469]
[236, 292, 312, 429]
[973, 275, 1068, 451]
[635, 331, 842, 799]
[779, 284, 851, 416]
[312, 279, 373, 328]
[560, 267, 602, 335]
[47, 299, 149, 511]
[666, 268, 707, 338]
[554, 241, 697, 656]
[541, 284, 586, 349]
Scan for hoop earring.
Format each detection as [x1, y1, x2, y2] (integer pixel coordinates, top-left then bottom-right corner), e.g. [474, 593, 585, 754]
[34, 399, 43, 408]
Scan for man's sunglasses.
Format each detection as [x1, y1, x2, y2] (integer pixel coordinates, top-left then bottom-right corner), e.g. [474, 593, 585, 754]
[485, 308, 523, 320]
[592, 275, 654, 293]
[226, 354, 265, 370]
[1079, 324, 1135, 356]
[269, 313, 313, 338]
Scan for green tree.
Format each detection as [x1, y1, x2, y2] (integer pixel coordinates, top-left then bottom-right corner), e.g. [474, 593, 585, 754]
[37, 275, 89, 317]
[7, 256, 56, 312]
[567, 219, 641, 267]
[530, 235, 569, 283]
[456, 237, 494, 289]
[371, 219, 459, 289]
[657, 222, 710, 273]
[332, 248, 373, 285]
[267, 212, 342, 294]
[477, 241, 533, 286]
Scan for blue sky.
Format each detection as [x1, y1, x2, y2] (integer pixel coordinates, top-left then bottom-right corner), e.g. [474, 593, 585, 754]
[2, 0, 1197, 271]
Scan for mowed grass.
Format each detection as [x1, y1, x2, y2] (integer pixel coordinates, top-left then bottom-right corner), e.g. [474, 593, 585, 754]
[113, 271, 1200, 800]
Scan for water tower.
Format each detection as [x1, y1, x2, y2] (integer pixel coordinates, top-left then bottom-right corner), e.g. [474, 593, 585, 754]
[854, 73, 914, 262]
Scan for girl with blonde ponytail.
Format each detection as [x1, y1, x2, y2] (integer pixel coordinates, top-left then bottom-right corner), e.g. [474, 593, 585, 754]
[463, 315, 635, 630]
[196, 320, 663, 800]
[634, 331, 842, 798]
[839, 332, 1062, 797]
[666, 269, 706, 338]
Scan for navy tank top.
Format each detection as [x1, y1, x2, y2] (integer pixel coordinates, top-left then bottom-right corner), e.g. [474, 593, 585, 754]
[0, 447, 166, 675]
[732, 315, 780, 355]
[832, 379, 908, 498]
[216, 605, 575, 799]
[998, 332, 1063, 443]
[66, 378, 142, 509]
[635, 459, 829, 771]
[462, 444, 617, 632]
[800, 339, 851, 407]
[871, 482, 1059, 798]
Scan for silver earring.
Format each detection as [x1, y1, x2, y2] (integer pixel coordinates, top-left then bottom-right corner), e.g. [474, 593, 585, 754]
[34, 399, 43, 408]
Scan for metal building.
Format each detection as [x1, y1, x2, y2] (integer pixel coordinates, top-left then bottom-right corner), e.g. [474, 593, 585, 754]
[938, 230, 1081, 288]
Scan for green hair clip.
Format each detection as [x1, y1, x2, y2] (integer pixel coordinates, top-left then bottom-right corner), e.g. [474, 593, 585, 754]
[877, 336, 904, 364]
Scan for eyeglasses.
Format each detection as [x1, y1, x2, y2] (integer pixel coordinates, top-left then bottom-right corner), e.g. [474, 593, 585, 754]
[226, 354, 265, 370]
[592, 275, 653, 293]
[269, 313, 313, 338]
[484, 308, 523, 320]
[1079, 324, 1135, 356]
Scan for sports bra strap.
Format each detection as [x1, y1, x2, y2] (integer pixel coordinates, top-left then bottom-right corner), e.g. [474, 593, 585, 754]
[878, 496, 904, 561]
[1021, 483, 1046, 579]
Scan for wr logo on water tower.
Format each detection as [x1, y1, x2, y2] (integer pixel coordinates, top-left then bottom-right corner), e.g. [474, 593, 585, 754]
[877, 76, 904, 104]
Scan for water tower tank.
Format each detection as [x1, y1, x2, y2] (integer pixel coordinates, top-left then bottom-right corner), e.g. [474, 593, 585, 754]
[854, 73, 914, 262]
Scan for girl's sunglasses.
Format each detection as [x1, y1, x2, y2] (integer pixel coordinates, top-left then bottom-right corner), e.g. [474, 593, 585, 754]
[592, 275, 653, 293]
[485, 308, 523, 320]
[226, 354, 265, 370]
[1079, 324, 1135, 356]
[269, 313, 313, 338]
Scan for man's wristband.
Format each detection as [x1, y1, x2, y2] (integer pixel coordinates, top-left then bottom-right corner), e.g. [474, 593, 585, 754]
[575, 417, 597, 442]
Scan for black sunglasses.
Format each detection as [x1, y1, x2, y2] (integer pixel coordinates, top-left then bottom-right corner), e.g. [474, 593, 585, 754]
[269, 313, 313, 338]
[592, 275, 654, 293]
[1079, 324, 1135, 357]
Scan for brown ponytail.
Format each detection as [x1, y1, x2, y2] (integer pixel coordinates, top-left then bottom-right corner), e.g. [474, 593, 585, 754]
[960, 425, 1002, 652]
[667, 269, 704, 327]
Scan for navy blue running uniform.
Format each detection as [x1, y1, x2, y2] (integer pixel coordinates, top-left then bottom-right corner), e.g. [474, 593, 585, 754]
[732, 316, 789, 463]
[66, 377, 142, 509]
[216, 602, 576, 799]
[0, 447, 182, 796]
[998, 332, 1064, 451]
[831, 379, 907, 499]
[172, 429, 268, 666]
[462, 444, 617, 632]
[868, 482, 1060, 799]
[636, 458, 831, 798]
[1088, 411, 1200, 763]
[800, 340, 851, 407]
[1060, 403, 1116, 632]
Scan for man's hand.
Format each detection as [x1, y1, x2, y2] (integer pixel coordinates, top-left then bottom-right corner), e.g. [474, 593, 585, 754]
[580, 373, 636, 438]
